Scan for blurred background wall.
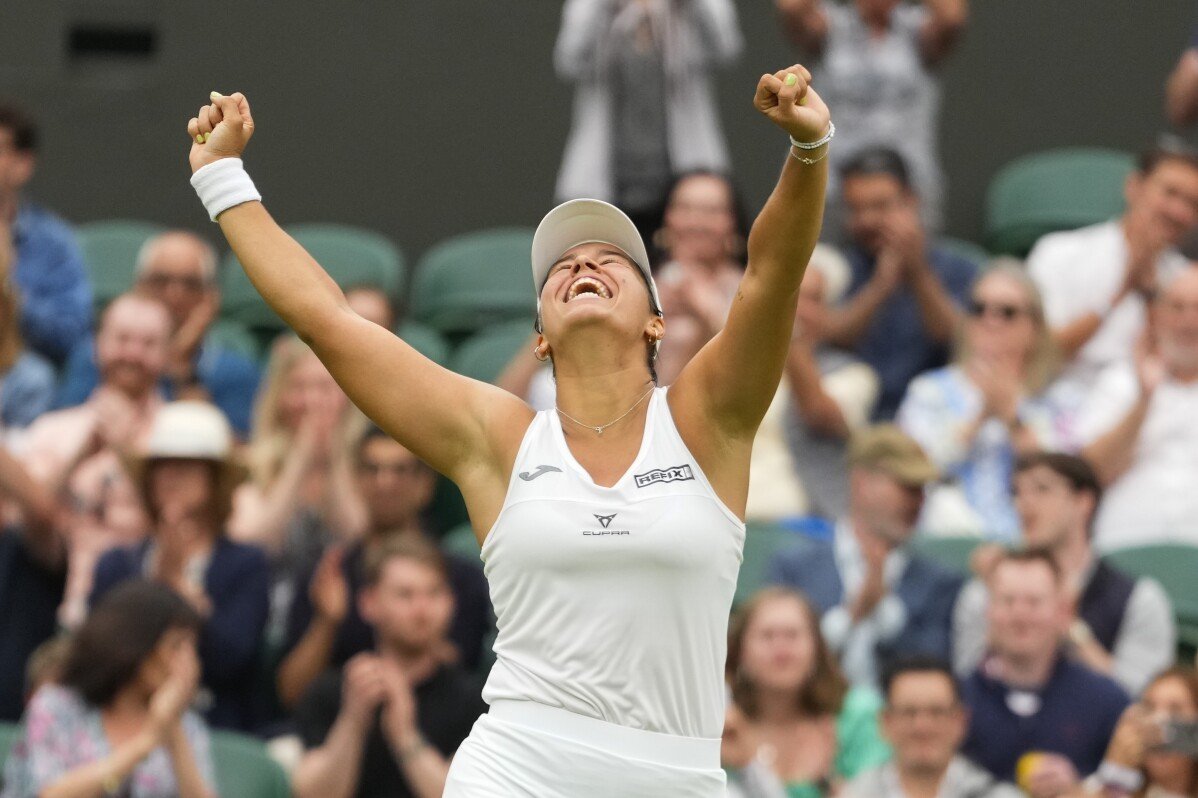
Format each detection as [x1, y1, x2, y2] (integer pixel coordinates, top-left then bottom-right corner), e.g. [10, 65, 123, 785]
[0, 0, 1192, 257]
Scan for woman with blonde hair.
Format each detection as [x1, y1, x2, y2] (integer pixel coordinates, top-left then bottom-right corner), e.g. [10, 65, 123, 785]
[723, 587, 890, 797]
[229, 335, 366, 625]
[897, 262, 1066, 539]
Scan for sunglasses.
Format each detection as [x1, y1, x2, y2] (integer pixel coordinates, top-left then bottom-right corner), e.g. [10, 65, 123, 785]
[968, 299, 1028, 321]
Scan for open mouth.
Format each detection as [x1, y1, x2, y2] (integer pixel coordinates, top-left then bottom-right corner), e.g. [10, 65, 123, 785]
[566, 275, 612, 302]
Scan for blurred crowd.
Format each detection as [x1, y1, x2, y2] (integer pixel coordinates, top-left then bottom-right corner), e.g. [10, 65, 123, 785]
[2, 0, 1198, 796]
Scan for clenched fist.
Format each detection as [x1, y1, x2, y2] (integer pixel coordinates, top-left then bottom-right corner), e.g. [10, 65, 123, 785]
[754, 64, 830, 145]
[187, 91, 255, 174]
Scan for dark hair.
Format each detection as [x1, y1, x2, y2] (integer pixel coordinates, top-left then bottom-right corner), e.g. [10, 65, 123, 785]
[993, 547, 1061, 584]
[0, 104, 37, 152]
[840, 146, 913, 191]
[355, 424, 396, 459]
[1138, 136, 1198, 177]
[363, 535, 449, 587]
[61, 580, 202, 707]
[1143, 667, 1198, 793]
[727, 587, 849, 720]
[881, 655, 961, 704]
[1014, 452, 1103, 508]
[655, 170, 751, 267]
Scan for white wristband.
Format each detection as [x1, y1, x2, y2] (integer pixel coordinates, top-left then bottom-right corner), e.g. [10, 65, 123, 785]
[190, 158, 261, 222]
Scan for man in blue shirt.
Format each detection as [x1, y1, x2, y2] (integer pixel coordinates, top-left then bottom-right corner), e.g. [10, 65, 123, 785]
[823, 147, 977, 419]
[57, 230, 261, 436]
[961, 549, 1128, 795]
[0, 104, 92, 364]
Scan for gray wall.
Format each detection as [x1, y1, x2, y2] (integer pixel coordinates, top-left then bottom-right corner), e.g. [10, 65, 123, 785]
[1, 1, 1193, 272]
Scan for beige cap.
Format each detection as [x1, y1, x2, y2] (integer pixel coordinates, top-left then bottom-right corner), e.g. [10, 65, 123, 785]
[848, 425, 940, 487]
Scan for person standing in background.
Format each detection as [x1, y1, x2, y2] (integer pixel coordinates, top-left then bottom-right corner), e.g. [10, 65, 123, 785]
[553, 0, 742, 239]
[0, 103, 92, 364]
[775, 0, 968, 237]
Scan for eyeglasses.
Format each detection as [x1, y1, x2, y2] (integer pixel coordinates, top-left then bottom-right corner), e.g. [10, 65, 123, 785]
[967, 299, 1028, 321]
[358, 460, 426, 478]
[887, 704, 960, 722]
[138, 273, 209, 293]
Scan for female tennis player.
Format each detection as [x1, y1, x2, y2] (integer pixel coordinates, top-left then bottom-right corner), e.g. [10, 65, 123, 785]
[185, 63, 831, 796]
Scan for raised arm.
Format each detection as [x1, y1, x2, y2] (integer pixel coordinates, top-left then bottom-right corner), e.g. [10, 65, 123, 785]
[1167, 47, 1198, 128]
[918, 0, 968, 67]
[673, 65, 830, 441]
[185, 94, 529, 492]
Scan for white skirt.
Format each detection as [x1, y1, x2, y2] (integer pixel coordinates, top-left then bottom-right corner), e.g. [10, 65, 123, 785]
[443, 699, 727, 797]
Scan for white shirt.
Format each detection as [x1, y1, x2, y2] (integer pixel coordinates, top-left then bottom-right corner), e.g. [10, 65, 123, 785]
[1076, 364, 1198, 549]
[480, 388, 744, 739]
[1028, 220, 1189, 405]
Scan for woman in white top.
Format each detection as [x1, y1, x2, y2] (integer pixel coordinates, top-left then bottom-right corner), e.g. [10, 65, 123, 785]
[182, 63, 831, 796]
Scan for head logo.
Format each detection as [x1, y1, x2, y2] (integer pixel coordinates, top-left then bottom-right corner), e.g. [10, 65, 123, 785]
[594, 513, 617, 529]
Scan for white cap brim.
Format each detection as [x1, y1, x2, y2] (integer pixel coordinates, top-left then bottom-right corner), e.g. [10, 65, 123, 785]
[531, 199, 662, 316]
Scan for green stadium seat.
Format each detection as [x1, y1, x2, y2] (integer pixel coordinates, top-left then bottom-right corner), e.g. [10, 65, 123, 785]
[409, 228, 537, 338]
[734, 522, 797, 607]
[449, 320, 535, 384]
[0, 720, 18, 769]
[221, 223, 405, 336]
[910, 536, 984, 576]
[984, 148, 1134, 257]
[395, 320, 451, 367]
[1105, 544, 1198, 651]
[76, 220, 167, 311]
[442, 522, 482, 562]
[210, 730, 291, 798]
[206, 318, 262, 362]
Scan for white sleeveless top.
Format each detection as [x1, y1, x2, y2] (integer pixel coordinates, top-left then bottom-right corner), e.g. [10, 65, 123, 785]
[480, 387, 745, 739]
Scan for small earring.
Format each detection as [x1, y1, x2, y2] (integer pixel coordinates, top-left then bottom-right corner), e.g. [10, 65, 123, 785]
[533, 346, 549, 362]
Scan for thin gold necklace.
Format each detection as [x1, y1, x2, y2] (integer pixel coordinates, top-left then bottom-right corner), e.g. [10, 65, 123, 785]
[556, 384, 655, 436]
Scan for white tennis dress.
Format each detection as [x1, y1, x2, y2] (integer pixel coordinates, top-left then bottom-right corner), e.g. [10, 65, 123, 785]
[443, 387, 745, 796]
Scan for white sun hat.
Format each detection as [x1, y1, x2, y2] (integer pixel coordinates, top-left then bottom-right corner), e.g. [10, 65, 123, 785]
[144, 400, 234, 461]
[531, 198, 662, 317]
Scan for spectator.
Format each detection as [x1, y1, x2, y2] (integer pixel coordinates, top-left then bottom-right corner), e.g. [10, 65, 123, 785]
[723, 587, 891, 798]
[775, 0, 969, 235]
[1072, 667, 1198, 797]
[1167, 25, 1198, 128]
[953, 453, 1176, 696]
[277, 427, 492, 708]
[345, 285, 396, 331]
[23, 635, 72, 704]
[897, 264, 1065, 538]
[1, 580, 216, 798]
[843, 657, 1022, 798]
[0, 103, 92, 364]
[1078, 268, 1198, 548]
[767, 425, 962, 687]
[960, 550, 1129, 795]
[292, 537, 486, 798]
[752, 244, 880, 521]
[0, 443, 65, 721]
[822, 148, 977, 419]
[57, 231, 262, 437]
[89, 400, 270, 732]
[553, 0, 742, 238]
[0, 211, 53, 428]
[18, 292, 171, 628]
[229, 335, 367, 631]
[1028, 143, 1198, 416]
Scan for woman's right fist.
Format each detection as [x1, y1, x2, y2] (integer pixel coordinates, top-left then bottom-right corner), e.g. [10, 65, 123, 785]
[187, 91, 255, 174]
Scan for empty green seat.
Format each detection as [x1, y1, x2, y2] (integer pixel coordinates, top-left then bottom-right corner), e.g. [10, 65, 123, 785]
[911, 535, 984, 576]
[222, 223, 405, 335]
[442, 522, 482, 561]
[210, 730, 291, 798]
[1105, 544, 1198, 650]
[449, 320, 535, 384]
[76, 220, 167, 310]
[735, 522, 797, 607]
[395, 320, 451, 367]
[0, 721, 18, 769]
[409, 228, 537, 337]
[985, 148, 1134, 257]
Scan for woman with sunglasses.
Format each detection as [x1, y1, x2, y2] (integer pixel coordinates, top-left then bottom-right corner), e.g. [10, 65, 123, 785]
[896, 263, 1065, 539]
[183, 62, 830, 795]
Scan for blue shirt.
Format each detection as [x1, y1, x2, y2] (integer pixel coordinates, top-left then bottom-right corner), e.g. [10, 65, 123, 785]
[961, 656, 1129, 783]
[55, 335, 261, 436]
[843, 245, 977, 420]
[12, 203, 92, 364]
[1, 352, 55, 428]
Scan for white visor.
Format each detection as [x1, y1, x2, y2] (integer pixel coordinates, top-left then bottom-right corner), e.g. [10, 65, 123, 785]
[531, 199, 662, 317]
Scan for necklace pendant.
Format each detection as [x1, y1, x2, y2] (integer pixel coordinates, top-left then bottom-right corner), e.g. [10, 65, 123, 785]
[595, 426, 604, 436]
